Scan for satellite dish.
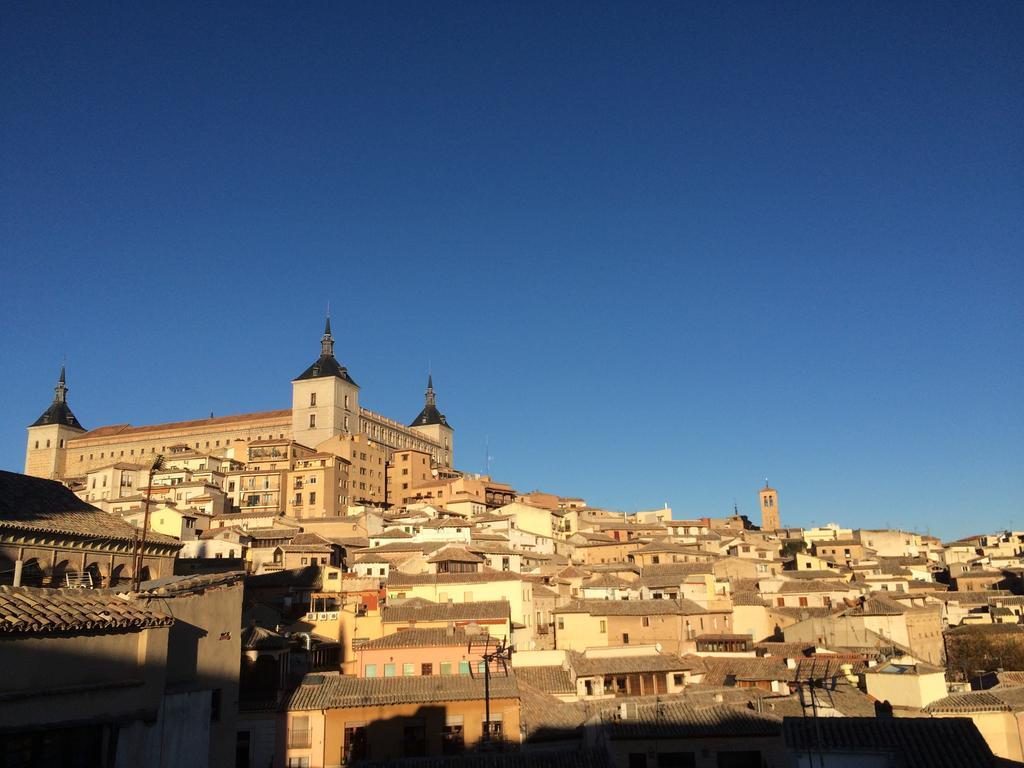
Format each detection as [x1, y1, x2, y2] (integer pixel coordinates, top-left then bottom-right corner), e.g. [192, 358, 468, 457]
[655, 642, 662, 653]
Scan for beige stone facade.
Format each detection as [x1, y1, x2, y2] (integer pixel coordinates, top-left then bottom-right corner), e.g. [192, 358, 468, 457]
[25, 322, 455, 488]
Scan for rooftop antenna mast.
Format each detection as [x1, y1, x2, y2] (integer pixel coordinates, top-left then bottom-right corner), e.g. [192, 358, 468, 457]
[469, 633, 513, 747]
[795, 658, 838, 768]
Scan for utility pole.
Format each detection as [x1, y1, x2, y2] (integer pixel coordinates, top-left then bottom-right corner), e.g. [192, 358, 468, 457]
[131, 454, 164, 591]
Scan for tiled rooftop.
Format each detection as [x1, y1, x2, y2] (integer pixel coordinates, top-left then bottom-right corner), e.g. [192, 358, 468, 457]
[0, 586, 173, 634]
[286, 671, 519, 711]
[782, 715, 996, 768]
[381, 597, 511, 624]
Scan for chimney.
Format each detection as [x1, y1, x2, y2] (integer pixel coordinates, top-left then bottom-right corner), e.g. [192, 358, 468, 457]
[446, 622, 455, 637]
[840, 663, 859, 686]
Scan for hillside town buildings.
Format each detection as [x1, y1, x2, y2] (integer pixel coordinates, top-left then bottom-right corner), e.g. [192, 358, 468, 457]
[3, 331, 1023, 767]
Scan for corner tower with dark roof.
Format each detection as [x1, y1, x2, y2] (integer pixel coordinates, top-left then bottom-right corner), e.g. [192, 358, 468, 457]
[25, 365, 87, 479]
[291, 316, 360, 448]
[408, 374, 454, 466]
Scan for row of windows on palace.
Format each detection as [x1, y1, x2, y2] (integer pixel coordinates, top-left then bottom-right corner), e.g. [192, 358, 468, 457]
[46, 431, 436, 463]
[37, 421, 442, 460]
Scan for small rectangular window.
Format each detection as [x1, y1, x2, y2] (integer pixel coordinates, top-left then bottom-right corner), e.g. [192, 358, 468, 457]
[365, 664, 377, 677]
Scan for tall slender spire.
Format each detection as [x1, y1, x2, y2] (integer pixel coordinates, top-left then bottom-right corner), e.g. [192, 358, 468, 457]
[425, 374, 436, 407]
[30, 362, 84, 430]
[321, 312, 334, 358]
[54, 364, 68, 404]
[409, 371, 449, 428]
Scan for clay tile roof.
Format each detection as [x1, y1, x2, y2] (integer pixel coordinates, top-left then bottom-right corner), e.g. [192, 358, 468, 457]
[0, 470, 180, 548]
[515, 665, 575, 694]
[583, 573, 634, 588]
[75, 409, 291, 440]
[281, 543, 333, 553]
[782, 716, 997, 768]
[419, 518, 468, 529]
[386, 569, 520, 586]
[731, 591, 769, 606]
[0, 586, 174, 635]
[699, 656, 798, 685]
[557, 565, 591, 579]
[357, 626, 475, 650]
[924, 692, 1011, 714]
[381, 598, 511, 624]
[569, 650, 698, 676]
[607, 701, 781, 739]
[426, 546, 485, 564]
[130, 571, 245, 596]
[286, 672, 518, 711]
[777, 579, 847, 593]
[373, 529, 414, 539]
[241, 623, 289, 650]
[554, 598, 706, 616]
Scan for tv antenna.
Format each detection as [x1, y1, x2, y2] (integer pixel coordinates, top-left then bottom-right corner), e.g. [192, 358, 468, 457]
[469, 633, 513, 745]
[794, 658, 840, 768]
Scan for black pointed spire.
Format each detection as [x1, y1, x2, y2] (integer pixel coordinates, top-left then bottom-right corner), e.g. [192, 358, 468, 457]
[30, 363, 84, 430]
[55, 364, 68, 404]
[294, 317, 358, 385]
[425, 374, 436, 408]
[321, 312, 334, 358]
[409, 372, 450, 429]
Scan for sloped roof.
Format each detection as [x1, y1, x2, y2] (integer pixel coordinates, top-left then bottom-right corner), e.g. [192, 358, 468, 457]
[925, 692, 1012, 714]
[569, 650, 698, 676]
[123, 571, 244, 598]
[0, 470, 180, 547]
[241, 623, 288, 650]
[0, 586, 173, 634]
[782, 716, 997, 768]
[357, 626, 476, 650]
[606, 701, 781, 739]
[554, 598, 707, 616]
[777, 579, 849, 594]
[286, 672, 517, 711]
[381, 598, 511, 624]
[76, 409, 291, 440]
[515, 666, 575, 695]
[293, 353, 357, 385]
[699, 656, 798, 685]
[387, 569, 519, 586]
[427, 546, 485, 564]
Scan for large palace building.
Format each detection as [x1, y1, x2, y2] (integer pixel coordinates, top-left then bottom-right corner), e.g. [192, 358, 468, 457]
[24, 319, 454, 483]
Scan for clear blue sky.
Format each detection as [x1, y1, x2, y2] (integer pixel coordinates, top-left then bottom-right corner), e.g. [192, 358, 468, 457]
[2, 2, 1021, 539]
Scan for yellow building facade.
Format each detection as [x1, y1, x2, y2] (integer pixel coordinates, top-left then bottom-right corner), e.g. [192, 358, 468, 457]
[26, 320, 456, 487]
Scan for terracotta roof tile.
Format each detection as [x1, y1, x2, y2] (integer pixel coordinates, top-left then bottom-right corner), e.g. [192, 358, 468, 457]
[514, 666, 575, 694]
[381, 598, 511, 624]
[782, 716, 996, 768]
[0, 471, 180, 547]
[0, 586, 173, 634]
[286, 672, 518, 710]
